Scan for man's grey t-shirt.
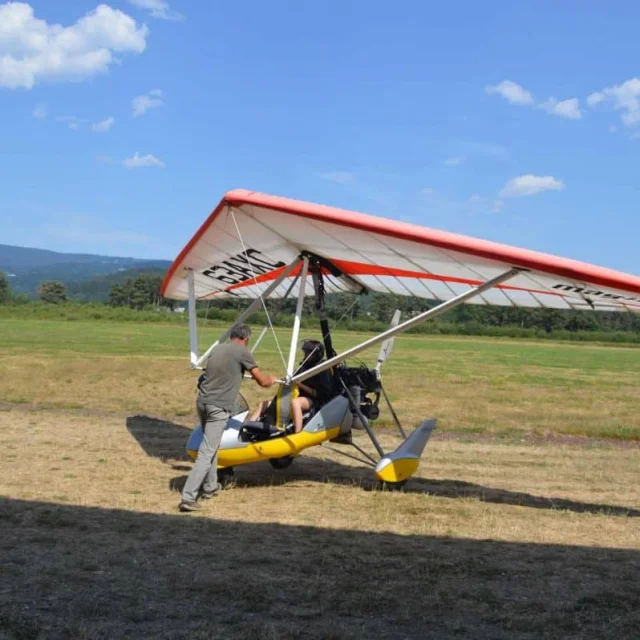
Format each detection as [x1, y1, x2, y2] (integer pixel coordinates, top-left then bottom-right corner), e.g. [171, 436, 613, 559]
[198, 342, 257, 411]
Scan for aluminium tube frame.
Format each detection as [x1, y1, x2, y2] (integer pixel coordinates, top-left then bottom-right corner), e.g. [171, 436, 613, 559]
[380, 384, 407, 440]
[286, 256, 309, 379]
[292, 267, 523, 384]
[187, 270, 199, 367]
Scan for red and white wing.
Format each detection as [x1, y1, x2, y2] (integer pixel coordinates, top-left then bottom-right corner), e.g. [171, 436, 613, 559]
[161, 190, 640, 312]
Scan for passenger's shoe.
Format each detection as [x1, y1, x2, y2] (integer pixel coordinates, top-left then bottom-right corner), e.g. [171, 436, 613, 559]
[179, 500, 201, 512]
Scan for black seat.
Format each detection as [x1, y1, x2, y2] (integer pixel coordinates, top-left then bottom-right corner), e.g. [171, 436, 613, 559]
[240, 420, 281, 442]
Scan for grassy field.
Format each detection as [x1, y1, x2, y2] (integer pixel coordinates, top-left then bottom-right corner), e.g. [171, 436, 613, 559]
[1, 318, 639, 638]
[1, 318, 639, 440]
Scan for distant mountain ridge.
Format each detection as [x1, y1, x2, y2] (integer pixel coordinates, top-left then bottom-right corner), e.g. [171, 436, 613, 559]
[0, 244, 172, 297]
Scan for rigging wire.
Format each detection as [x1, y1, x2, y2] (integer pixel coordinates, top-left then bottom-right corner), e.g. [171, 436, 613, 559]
[229, 207, 287, 369]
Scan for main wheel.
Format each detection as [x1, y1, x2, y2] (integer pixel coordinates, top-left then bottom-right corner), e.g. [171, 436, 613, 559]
[217, 467, 237, 488]
[269, 456, 294, 470]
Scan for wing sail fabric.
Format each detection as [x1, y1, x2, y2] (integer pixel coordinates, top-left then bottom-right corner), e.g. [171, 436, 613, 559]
[160, 190, 640, 313]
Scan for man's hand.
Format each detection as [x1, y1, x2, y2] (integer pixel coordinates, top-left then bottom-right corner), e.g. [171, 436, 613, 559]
[250, 367, 279, 388]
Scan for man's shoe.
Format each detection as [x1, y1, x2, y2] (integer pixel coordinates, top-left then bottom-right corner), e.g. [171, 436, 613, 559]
[200, 483, 221, 499]
[179, 500, 200, 512]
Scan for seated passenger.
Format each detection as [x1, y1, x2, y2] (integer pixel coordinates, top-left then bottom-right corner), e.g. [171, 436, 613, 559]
[250, 339, 333, 433]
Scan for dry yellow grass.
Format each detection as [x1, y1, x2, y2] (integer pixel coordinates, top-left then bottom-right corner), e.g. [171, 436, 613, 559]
[1, 407, 639, 638]
[1, 322, 639, 638]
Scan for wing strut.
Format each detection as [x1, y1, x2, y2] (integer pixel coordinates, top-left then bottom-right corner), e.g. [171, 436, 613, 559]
[187, 270, 198, 366]
[292, 267, 523, 384]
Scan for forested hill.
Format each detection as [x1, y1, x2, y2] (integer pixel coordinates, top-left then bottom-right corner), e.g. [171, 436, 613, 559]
[0, 244, 171, 297]
[67, 267, 168, 302]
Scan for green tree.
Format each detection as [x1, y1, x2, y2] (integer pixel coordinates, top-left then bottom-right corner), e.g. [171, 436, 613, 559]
[109, 283, 129, 307]
[108, 272, 170, 310]
[0, 271, 11, 303]
[369, 294, 395, 322]
[38, 281, 68, 304]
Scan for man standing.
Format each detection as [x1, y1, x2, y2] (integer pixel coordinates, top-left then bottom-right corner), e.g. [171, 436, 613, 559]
[179, 323, 277, 512]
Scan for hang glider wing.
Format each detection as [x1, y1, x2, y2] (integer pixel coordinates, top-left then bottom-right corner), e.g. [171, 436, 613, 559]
[160, 190, 640, 313]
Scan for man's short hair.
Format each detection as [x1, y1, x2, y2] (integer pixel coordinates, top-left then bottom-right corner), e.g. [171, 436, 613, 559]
[230, 323, 251, 341]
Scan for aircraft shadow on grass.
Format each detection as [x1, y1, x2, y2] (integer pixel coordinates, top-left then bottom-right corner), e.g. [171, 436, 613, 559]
[126, 415, 640, 519]
[2, 496, 639, 639]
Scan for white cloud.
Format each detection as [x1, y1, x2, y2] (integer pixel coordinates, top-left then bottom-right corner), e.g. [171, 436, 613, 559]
[540, 97, 582, 120]
[586, 78, 640, 127]
[56, 115, 82, 130]
[91, 116, 114, 132]
[444, 157, 462, 166]
[318, 171, 356, 184]
[132, 89, 163, 116]
[0, 3, 148, 90]
[32, 102, 46, 118]
[123, 151, 165, 168]
[499, 175, 565, 198]
[587, 92, 606, 108]
[486, 80, 583, 122]
[485, 80, 534, 106]
[128, 0, 183, 21]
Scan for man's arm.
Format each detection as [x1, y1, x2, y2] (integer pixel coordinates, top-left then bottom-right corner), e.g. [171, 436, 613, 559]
[249, 367, 278, 388]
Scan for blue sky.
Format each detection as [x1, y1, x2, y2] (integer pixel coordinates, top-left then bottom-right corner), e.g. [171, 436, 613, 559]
[1, 1, 639, 274]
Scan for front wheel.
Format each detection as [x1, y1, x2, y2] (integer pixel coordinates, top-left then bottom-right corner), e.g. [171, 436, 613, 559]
[379, 480, 407, 492]
[269, 456, 294, 470]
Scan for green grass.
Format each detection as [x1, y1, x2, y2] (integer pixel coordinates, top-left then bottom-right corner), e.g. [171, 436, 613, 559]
[1, 318, 638, 441]
[2, 318, 639, 369]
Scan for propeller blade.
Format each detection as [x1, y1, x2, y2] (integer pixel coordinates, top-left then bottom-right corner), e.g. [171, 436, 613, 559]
[375, 309, 401, 372]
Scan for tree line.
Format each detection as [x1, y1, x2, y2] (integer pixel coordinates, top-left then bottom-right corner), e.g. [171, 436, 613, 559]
[1, 269, 639, 335]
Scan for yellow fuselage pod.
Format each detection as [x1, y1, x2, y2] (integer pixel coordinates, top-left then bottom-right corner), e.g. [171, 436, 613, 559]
[374, 418, 436, 483]
[220, 426, 342, 466]
[186, 395, 352, 468]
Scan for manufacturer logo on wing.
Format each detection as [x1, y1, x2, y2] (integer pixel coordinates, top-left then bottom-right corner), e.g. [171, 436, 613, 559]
[552, 284, 640, 304]
[202, 249, 286, 286]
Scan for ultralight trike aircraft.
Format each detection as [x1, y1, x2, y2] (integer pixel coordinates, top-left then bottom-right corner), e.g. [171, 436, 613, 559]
[160, 190, 640, 488]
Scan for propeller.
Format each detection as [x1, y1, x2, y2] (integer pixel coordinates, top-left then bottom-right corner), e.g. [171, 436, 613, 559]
[375, 309, 401, 376]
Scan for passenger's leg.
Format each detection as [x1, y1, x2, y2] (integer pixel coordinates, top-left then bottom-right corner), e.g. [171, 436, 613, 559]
[292, 396, 313, 433]
[249, 399, 270, 421]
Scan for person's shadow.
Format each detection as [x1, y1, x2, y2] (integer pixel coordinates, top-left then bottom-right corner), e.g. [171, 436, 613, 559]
[126, 415, 194, 471]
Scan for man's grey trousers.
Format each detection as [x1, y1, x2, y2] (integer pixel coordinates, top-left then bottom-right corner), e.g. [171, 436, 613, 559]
[181, 402, 229, 502]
